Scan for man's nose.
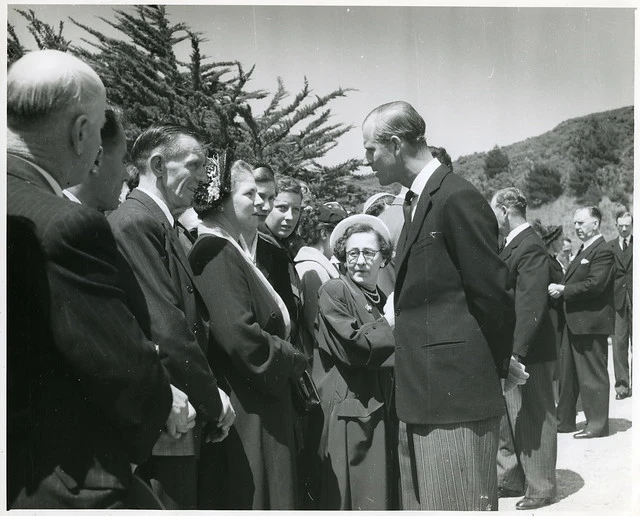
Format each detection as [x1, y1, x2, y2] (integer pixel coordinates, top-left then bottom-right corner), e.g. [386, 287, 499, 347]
[284, 209, 293, 220]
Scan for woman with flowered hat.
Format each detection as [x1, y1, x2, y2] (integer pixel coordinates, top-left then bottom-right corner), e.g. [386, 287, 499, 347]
[188, 151, 308, 509]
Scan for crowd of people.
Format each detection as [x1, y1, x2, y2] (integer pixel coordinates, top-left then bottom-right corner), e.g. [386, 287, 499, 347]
[7, 49, 632, 511]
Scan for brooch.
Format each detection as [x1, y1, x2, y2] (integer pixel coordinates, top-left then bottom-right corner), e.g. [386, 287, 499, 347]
[364, 303, 373, 313]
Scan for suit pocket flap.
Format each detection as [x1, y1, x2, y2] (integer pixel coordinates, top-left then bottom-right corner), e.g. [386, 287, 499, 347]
[335, 398, 384, 418]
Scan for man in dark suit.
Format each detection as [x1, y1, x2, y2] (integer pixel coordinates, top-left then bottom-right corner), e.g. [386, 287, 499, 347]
[491, 188, 557, 510]
[108, 125, 235, 508]
[608, 210, 633, 400]
[550, 206, 615, 438]
[362, 101, 519, 511]
[7, 49, 173, 508]
[63, 105, 129, 212]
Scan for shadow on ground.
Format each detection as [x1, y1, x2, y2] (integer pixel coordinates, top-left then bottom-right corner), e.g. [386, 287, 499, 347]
[553, 469, 584, 503]
[608, 418, 632, 436]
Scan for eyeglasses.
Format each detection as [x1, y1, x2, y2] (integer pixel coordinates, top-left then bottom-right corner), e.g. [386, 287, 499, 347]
[346, 248, 380, 263]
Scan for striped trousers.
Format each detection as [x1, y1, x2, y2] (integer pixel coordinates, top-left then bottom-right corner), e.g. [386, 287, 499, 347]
[398, 416, 500, 511]
[497, 360, 557, 499]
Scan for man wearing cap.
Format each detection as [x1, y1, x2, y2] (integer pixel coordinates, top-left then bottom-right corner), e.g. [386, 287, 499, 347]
[362, 101, 519, 511]
[549, 206, 614, 438]
[608, 210, 633, 400]
[491, 188, 557, 510]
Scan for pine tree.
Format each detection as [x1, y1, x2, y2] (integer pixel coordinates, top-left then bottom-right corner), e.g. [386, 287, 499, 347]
[8, 6, 364, 205]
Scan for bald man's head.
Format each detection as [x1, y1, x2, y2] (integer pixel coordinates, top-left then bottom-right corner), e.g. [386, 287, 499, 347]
[8, 50, 107, 188]
[8, 49, 105, 130]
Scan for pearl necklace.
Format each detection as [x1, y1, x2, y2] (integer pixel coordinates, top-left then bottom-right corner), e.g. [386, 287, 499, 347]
[360, 285, 381, 306]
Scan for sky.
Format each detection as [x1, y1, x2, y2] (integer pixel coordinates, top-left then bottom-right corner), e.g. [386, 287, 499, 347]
[7, 4, 635, 167]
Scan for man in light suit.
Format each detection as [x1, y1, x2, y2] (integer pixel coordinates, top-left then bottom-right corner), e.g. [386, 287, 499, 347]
[362, 101, 518, 511]
[7, 49, 174, 509]
[608, 210, 633, 400]
[491, 188, 557, 510]
[550, 206, 614, 438]
[108, 125, 235, 509]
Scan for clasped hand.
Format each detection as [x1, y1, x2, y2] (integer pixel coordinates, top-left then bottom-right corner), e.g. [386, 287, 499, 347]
[166, 384, 196, 439]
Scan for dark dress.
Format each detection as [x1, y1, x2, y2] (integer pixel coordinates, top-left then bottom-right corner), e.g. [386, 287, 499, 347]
[314, 274, 398, 510]
[189, 232, 307, 509]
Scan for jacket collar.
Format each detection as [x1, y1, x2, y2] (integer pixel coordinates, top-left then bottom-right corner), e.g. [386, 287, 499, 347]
[395, 164, 451, 267]
[8, 154, 63, 197]
[563, 235, 605, 281]
[501, 225, 535, 260]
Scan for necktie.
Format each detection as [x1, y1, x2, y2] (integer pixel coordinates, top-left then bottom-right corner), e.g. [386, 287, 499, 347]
[499, 237, 507, 253]
[403, 190, 416, 227]
[623, 238, 628, 251]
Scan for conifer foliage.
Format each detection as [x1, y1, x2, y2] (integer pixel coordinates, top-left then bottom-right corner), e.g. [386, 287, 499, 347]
[8, 6, 364, 206]
[524, 162, 563, 206]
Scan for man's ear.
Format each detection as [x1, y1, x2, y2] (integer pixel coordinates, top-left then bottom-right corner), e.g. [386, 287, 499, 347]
[149, 153, 165, 178]
[70, 114, 90, 156]
[390, 135, 402, 155]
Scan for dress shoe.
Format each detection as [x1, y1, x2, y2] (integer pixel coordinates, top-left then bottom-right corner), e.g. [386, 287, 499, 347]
[498, 487, 524, 498]
[557, 425, 577, 433]
[616, 391, 630, 400]
[516, 497, 552, 510]
[573, 429, 604, 439]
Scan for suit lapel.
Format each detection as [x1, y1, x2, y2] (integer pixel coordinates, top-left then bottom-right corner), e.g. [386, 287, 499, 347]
[564, 236, 604, 282]
[394, 165, 450, 269]
[129, 189, 197, 283]
[500, 226, 532, 262]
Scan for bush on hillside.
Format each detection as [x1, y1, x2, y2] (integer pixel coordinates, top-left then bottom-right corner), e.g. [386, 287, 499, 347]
[483, 145, 510, 179]
[525, 162, 563, 206]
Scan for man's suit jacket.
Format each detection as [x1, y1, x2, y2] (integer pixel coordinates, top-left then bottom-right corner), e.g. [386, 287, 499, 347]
[607, 237, 633, 312]
[108, 189, 222, 455]
[562, 236, 614, 336]
[393, 165, 514, 426]
[501, 226, 556, 364]
[7, 156, 171, 508]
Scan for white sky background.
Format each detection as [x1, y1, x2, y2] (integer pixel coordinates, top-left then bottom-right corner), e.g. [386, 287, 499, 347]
[7, 4, 635, 167]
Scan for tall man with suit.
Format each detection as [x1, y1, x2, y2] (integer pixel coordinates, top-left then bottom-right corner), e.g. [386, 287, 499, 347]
[550, 206, 615, 438]
[609, 210, 633, 400]
[108, 125, 235, 509]
[7, 49, 174, 508]
[362, 101, 518, 511]
[491, 188, 557, 510]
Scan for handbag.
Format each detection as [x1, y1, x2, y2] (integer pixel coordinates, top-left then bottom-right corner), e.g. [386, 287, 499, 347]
[291, 369, 320, 414]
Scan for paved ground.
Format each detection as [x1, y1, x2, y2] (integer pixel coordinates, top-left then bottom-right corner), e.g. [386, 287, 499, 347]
[498, 344, 634, 514]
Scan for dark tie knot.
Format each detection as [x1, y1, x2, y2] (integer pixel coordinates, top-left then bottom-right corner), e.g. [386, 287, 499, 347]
[404, 190, 416, 205]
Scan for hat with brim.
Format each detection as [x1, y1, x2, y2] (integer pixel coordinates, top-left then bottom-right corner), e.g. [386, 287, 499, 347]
[541, 224, 563, 246]
[330, 214, 392, 251]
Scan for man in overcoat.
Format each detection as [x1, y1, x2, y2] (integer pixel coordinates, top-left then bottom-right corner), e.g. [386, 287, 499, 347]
[7, 49, 173, 509]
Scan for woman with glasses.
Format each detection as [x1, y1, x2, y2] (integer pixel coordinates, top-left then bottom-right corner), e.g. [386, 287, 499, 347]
[314, 214, 398, 510]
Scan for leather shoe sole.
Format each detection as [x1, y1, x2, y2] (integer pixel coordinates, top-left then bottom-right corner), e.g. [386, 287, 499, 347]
[573, 429, 605, 439]
[516, 497, 552, 510]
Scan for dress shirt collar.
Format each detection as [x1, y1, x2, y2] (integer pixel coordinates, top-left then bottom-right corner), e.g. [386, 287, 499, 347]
[580, 233, 602, 252]
[504, 222, 530, 247]
[62, 189, 83, 205]
[409, 157, 441, 198]
[136, 186, 174, 227]
[407, 158, 441, 220]
[11, 154, 63, 197]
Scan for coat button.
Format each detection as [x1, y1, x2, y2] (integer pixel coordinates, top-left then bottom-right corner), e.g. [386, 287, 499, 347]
[187, 285, 194, 293]
[394, 309, 400, 316]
